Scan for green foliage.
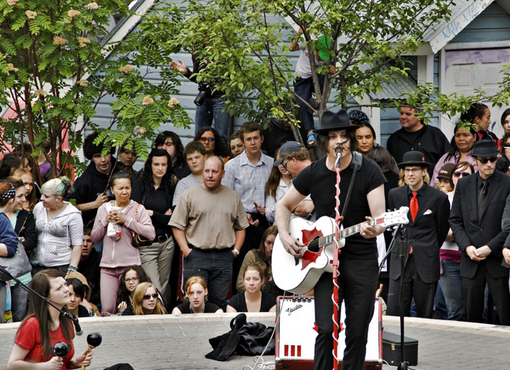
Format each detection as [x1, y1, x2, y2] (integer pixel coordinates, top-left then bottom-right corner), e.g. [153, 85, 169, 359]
[0, 0, 191, 180]
[149, 0, 455, 135]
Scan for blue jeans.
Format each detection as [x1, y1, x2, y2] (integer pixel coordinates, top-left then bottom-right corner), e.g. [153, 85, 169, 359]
[10, 283, 29, 322]
[439, 260, 465, 320]
[434, 281, 448, 320]
[293, 75, 325, 131]
[183, 248, 234, 310]
[195, 96, 231, 146]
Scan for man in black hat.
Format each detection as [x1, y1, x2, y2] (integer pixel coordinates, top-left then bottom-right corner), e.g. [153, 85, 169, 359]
[450, 140, 510, 324]
[386, 151, 450, 318]
[275, 109, 386, 370]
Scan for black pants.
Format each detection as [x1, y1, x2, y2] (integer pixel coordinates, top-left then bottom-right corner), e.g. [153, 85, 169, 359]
[314, 258, 378, 370]
[462, 261, 510, 325]
[387, 255, 437, 318]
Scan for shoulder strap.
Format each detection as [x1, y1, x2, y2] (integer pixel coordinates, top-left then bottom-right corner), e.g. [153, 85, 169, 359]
[341, 152, 362, 219]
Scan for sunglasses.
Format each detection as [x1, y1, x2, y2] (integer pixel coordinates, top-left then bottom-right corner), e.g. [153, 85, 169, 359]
[281, 158, 291, 170]
[143, 293, 158, 300]
[477, 157, 497, 164]
[453, 171, 471, 177]
[504, 144, 510, 148]
[200, 137, 215, 143]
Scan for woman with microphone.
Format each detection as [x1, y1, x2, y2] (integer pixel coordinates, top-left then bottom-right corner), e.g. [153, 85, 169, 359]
[7, 269, 92, 369]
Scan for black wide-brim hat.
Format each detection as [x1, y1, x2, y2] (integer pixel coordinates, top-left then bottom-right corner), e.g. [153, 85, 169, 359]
[315, 109, 358, 134]
[471, 139, 498, 157]
[398, 151, 430, 168]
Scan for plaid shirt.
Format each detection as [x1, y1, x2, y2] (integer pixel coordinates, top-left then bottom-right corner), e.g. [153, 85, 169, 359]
[223, 151, 274, 212]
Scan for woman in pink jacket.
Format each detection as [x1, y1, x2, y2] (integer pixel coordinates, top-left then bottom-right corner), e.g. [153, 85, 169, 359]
[91, 172, 155, 314]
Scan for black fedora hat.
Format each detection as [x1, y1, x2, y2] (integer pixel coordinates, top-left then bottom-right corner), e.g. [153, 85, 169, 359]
[398, 151, 430, 168]
[471, 139, 498, 157]
[315, 109, 357, 134]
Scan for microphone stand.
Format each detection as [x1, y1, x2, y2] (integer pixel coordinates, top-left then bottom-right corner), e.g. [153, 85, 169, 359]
[0, 265, 83, 335]
[397, 224, 411, 370]
[332, 147, 343, 370]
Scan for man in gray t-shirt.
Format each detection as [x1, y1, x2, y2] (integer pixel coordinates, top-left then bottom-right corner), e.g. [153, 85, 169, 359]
[170, 156, 249, 308]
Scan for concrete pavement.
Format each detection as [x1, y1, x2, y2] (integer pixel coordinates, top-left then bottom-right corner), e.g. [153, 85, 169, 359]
[1, 313, 510, 370]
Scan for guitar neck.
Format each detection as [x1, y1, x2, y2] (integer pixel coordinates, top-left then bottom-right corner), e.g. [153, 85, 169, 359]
[315, 219, 375, 248]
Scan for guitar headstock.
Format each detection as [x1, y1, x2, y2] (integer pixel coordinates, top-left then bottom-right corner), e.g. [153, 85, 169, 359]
[375, 206, 410, 228]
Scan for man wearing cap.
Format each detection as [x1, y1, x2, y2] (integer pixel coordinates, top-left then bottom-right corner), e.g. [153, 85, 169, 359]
[269, 141, 314, 223]
[276, 109, 386, 370]
[273, 141, 312, 178]
[386, 151, 450, 318]
[387, 106, 451, 175]
[436, 163, 456, 194]
[450, 140, 510, 325]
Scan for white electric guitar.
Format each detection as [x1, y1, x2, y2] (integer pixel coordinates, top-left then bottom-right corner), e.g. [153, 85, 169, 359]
[272, 207, 409, 294]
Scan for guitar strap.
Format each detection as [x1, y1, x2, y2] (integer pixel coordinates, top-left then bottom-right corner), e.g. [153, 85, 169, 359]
[340, 151, 362, 219]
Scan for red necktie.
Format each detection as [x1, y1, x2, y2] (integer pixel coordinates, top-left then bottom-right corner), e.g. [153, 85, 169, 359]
[410, 191, 418, 222]
[409, 191, 418, 254]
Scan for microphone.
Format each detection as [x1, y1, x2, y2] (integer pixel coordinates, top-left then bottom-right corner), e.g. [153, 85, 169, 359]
[335, 146, 343, 157]
[73, 317, 83, 336]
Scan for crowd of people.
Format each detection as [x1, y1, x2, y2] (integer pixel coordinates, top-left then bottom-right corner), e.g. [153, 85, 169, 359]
[2, 101, 510, 369]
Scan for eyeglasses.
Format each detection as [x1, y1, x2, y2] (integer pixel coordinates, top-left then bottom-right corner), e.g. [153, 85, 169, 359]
[404, 167, 423, 173]
[200, 137, 215, 143]
[143, 293, 158, 300]
[453, 171, 471, 177]
[503, 143, 510, 148]
[125, 277, 139, 283]
[477, 157, 497, 164]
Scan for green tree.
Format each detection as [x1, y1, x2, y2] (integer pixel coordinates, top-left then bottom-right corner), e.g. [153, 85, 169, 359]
[148, 0, 455, 142]
[0, 0, 191, 181]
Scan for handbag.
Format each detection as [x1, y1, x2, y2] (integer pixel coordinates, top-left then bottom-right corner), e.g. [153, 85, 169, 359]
[131, 204, 153, 248]
[0, 241, 32, 281]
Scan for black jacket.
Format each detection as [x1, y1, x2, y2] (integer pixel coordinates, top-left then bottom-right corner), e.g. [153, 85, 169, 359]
[388, 184, 450, 283]
[15, 210, 38, 252]
[71, 158, 118, 227]
[387, 125, 451, 175]
[450, 171, 510, 279]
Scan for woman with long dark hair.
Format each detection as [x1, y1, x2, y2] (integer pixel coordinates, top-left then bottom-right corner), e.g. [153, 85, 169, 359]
[132, 149, 175, 310]
[7, 269, 92, 369]
[116, 265, 151, 314]
[430, 122, 478, 187]
[235, 226, 277, 292]
[154, 131, 190, 180]
[194, 127, 229, 159]
[265, 150, 292, 225]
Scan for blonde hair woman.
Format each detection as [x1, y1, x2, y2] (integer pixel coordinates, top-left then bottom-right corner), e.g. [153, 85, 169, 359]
[122, 282, 166, 315]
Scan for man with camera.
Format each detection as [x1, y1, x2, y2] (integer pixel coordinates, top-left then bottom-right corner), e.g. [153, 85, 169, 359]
[171, 57, 231, 146]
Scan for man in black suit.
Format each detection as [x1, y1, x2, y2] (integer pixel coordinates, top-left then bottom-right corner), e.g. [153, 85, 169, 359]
[387, 151, 450, 318]
[450, 140, 510, 325]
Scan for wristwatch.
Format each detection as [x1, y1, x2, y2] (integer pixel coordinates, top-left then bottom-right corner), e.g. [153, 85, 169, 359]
[232, 249, 240, 256]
